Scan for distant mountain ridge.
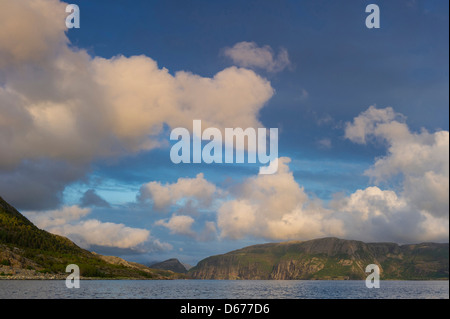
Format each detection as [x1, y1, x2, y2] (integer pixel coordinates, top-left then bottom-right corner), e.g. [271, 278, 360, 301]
[150, 258, 188, 273]
[188, 237, 449, 280]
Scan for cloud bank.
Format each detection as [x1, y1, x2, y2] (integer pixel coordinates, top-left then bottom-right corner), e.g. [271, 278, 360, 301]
[345, 105, 449, 220]
[0, 0, 274, 210]
[140, 106, 448, 244]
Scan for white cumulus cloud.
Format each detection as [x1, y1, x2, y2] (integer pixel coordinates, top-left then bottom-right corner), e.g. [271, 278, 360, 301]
[214, 106, 448, 243]
[139, 173, 219, 212]
[217, 157, 343, 240]
[0, 0, 274, 210]
[155, 215, 196, 237]
[345, 105, 449, 219]
[24, 205, 166, 251]
[224, 41, 291, 73]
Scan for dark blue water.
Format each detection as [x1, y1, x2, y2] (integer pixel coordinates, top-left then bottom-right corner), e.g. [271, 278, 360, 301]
[0, 280, 448, 299]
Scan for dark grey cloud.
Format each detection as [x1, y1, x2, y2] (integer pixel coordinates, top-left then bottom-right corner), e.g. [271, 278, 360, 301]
[80, 189, 111, 208]
[0, 159, 89, 211]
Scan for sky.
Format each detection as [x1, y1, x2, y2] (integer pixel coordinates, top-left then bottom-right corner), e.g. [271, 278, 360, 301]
[0, 0, 448, 265]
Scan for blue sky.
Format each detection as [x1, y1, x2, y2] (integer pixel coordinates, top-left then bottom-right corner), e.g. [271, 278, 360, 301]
[0, 0, 448, 265]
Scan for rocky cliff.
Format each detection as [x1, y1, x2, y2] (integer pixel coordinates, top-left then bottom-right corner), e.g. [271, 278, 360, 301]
[188, 237, 449, 280]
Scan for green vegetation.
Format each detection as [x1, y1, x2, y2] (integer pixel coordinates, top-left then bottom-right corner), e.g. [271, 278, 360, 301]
[1, 259, 11, 266]
[189, 238, 449, 280]
[0, 196, 183, 279]
[0, 272, 12, 277]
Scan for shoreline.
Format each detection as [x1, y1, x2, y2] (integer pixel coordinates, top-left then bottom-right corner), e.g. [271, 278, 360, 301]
[1, 275, 448, 281]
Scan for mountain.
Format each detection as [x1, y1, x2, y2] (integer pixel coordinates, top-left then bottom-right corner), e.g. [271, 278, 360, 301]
[150, 258, 188, 273]
[181, 262, 193, 271]
[0, 196, 182, 279]
[188, 237, 449, 280]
